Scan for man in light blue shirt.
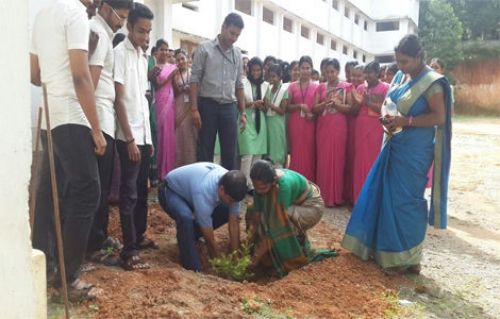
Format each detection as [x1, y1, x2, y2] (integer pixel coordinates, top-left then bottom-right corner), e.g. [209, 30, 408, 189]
[158, 162, 247, 271]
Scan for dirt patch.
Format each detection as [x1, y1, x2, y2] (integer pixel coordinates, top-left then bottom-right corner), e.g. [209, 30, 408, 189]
[59, 202, 410, 319]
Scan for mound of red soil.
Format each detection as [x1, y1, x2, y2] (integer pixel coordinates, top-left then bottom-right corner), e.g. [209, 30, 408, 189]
[77, 199, 408, 318]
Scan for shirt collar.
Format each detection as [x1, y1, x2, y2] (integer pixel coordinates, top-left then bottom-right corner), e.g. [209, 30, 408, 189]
[124, 37, 143, 55]
[214, 35, 232, 52]
[94, 14, 114, 39]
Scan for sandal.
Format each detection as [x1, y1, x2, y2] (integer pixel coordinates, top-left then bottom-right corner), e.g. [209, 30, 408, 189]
[121, 255, 150, 271]
[80, 263, 97, 272]
[52, 279, 102, 303]
[102, 237, 123, 252]
[88, 249, 121, 266]
[137, 238, 159, 250]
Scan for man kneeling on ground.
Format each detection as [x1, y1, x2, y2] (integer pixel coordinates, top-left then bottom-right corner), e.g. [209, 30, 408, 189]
[158, 162, 247, 271]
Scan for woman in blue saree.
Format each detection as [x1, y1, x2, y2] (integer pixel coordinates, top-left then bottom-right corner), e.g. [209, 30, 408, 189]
[341, 35, 452, 273]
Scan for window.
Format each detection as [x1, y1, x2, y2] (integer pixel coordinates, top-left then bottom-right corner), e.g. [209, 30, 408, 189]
[262, 6, 274, 24]
[344, 6, 350, 18]
[375, 55, 394, 63]
[235, 0, 252, 16]
[354, 14, 359, 25]
[342, 45, 348, 55]
[301, 25, 310, 39]
[376, 21, 400, 32]
[316, 33, 324, 45]
[332, 0, 338, 10]
[362, 54, 366, 62]
[330, 39, 337, 50]
[182, 3, 199, 11]
[364, 20, 368, 31]
[283, 16, 293, 33]
[353, 50, 358, 59]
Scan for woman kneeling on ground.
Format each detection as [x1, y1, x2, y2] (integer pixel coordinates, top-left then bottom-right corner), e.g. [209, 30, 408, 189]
[247, 160, 337, 277]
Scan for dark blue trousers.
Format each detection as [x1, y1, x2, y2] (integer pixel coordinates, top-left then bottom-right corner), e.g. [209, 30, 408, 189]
[158, 183, 229, 271]
[197, 97, 237, 170]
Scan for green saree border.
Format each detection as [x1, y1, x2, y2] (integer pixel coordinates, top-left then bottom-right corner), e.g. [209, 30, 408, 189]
[395, 67, 444, 115]
[342, 234, 424, 268]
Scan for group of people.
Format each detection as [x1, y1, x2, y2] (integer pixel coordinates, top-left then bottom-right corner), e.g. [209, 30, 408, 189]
[30, 0, 451, 303]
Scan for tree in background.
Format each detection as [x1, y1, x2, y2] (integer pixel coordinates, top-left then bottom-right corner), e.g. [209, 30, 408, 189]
[448, 0, 500, 41]
[419, 0, 464, 68]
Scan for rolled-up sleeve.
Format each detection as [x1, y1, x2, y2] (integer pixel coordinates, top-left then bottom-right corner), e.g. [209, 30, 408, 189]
[190, 45, 206, 84]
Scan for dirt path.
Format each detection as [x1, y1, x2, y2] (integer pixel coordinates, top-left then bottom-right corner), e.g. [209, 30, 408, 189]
[49, 116, 500, 319]
[324, 116, 500, 319]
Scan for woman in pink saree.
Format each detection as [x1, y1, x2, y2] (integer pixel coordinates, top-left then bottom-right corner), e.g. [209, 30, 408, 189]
[155, 39, 178, 180]
[313, 58, 353, 207]
[352, 61, 389, 202]
[287, 56, 318, 182]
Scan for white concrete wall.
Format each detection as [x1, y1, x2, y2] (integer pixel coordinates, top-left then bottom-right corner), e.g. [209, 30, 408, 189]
[0, 0, 38, 318]
[168, 0, 419, 66]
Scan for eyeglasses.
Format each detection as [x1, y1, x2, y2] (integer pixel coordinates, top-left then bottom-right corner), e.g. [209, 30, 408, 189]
[105, 2, 127, 22]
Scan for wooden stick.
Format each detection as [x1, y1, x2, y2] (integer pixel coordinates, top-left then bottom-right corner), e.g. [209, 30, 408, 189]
[42, 85, 71, 319]
[29, 107, 43, 238]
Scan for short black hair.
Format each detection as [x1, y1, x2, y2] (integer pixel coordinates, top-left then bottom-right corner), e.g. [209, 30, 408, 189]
[299, 55, 313, 69]
[219, 170, 247, 202]
[268, 63, 283, 78]
[102, 0, 133, 10]
[320, 57, 330, 71]
[387, 63, 399, 74]
[174, 48, 188, 57]
[395, 34, 424, 59]
[250, 160, 277, 184]
[155, 38, 168, 49]
[364, 61, 380, 74]
[112, 33, 126, 48]
[264, 55, 277, 65]
[325, 58, 340, 72]
[345, 60, 359, 70]
[128, 2, 154, 27]
[223, 12, 244, 29]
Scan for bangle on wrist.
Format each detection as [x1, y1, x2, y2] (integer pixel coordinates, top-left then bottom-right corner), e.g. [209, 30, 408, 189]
[240, 112, 247, 117]
[126, 138, 135, 145]
[190, 108, 198, 113]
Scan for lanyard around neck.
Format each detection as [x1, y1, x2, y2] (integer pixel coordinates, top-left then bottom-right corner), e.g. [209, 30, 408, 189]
[216, 43, 235, 65]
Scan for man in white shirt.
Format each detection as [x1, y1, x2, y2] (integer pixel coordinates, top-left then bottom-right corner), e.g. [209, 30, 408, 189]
[114, 3, 155, 270]
[86, 0, 132, 265]
[30, 0, 106, 301]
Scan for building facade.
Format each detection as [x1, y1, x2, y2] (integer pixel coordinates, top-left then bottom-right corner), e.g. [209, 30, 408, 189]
[164, 0, 419, 72]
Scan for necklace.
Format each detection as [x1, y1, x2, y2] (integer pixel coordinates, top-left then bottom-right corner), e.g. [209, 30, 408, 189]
[299, 80, 310, 103]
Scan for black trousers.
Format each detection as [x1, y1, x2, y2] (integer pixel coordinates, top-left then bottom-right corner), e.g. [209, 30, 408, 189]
[32, 124, 100, 283]
[116, 141, 150, 258]
[197, 97, 237, 170]
[87, 133, 115, 253]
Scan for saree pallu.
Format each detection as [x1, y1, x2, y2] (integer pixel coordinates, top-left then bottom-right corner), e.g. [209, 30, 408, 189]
[251, 185, 337, 277]
[155, 63, 177, 180]
[342, 68, 452, 268]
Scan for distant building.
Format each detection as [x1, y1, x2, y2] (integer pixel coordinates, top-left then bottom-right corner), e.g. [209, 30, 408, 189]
[142, 0, 419, 73]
